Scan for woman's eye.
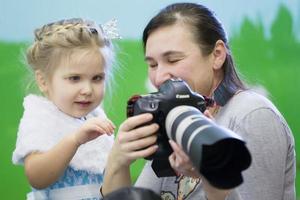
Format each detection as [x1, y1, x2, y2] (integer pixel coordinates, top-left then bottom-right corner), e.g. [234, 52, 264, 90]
[168, 59, 180, 63]
[148, 63, 158, 68]
[68, 76, 80, 81]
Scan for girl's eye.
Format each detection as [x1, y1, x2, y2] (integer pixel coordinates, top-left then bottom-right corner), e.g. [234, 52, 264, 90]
[93, 75, 104, 81]
[68, 76, 80, 82]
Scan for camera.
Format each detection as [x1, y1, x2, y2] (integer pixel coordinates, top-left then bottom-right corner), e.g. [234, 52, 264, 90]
[127, 79, 251, 189]
[127, 79, 212, 160]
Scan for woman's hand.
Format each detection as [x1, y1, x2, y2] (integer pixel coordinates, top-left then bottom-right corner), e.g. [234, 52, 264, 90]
[168, 108, 232, 199]
[168, 140, 201, 178]
[102, 113, 159, 195]
[110, 113, 159, 167]
[168, 109, 214, 178]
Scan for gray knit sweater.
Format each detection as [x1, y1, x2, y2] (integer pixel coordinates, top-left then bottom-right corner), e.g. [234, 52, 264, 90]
[135, 90, 296, 200]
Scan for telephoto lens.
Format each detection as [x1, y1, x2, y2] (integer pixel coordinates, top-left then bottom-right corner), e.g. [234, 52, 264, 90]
[165, 106, 251, 189]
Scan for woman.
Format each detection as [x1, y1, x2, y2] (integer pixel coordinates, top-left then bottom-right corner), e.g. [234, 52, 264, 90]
[102, 3, 295, 200]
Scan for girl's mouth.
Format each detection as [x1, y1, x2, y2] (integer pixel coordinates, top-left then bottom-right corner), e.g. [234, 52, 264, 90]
[75, 101, 92, 108]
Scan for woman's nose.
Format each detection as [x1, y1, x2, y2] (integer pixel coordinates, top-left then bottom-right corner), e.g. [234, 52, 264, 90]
[154, 66, 172, 88]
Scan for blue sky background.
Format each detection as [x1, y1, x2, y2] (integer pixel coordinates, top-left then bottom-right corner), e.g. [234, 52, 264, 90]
[0, 0, 299, 41]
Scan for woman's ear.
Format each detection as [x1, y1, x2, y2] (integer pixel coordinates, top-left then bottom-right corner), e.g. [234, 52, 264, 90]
[212, 40, 227, 70]
[35, 70, 48, 94]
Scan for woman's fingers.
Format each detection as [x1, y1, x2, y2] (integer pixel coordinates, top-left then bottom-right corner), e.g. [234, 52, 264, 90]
[168, 153, 181, 176]
[129, 123, 159, 140]
[123, 133, 157, 151]
[118, 123, 159, 155]
[204, 109, 214, 119]
[120, 113, 153, 132]
[113, 133, 158, 163]
[112, 114, 160, 163]
[118, 122, 159, 143]
[168, 140, 190, 168]
[168, 140, 201, 178]
[169, 140, 190, 165]
[129, 145, 158, 160]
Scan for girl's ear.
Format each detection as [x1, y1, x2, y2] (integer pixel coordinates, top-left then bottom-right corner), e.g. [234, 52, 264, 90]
[212, 40, 227, 70]
[35, 70, 48, 94]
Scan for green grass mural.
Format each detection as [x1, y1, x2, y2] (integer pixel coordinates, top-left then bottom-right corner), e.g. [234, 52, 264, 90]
[0, 5, 299, 199]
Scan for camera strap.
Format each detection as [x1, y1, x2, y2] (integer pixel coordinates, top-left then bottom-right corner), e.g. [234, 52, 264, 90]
[213, 79, 237, 106]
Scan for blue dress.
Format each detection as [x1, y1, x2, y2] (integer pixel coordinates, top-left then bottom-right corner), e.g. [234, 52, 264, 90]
[29, 167, 103, 200]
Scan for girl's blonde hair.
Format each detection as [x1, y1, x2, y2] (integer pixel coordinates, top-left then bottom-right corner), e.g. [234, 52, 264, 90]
[26, 18, 115, 93]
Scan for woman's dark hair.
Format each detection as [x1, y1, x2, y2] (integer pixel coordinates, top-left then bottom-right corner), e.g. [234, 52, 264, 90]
[142, 3, 246, 105]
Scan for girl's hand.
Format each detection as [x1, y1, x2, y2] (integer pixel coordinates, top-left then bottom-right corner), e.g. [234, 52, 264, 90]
[75, 117, 115, 145]
[110, 113, 159, 167]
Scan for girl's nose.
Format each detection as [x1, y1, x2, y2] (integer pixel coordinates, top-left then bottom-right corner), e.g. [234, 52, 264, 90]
[80, 81, 92, 95]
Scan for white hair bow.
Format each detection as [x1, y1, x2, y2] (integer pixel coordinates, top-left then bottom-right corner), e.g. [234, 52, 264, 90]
[101, 18, 121, 39]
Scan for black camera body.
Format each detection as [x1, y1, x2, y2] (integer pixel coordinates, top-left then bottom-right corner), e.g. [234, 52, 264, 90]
[127, 79, 251, 189]
[127, 79, 211, 160]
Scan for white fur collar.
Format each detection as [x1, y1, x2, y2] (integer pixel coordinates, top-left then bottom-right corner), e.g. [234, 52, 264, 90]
[12, 94, 114, 174]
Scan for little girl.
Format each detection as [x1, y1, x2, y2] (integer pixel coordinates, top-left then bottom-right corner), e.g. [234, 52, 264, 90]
[12, 18, 119, 199]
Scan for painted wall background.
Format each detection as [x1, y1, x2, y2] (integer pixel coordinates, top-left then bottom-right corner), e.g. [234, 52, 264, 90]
[0, 0, 299, 199]
[1, 0, 300, 41]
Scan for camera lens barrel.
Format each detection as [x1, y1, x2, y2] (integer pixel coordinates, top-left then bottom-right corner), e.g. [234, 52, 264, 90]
[165, 106, 251, 189]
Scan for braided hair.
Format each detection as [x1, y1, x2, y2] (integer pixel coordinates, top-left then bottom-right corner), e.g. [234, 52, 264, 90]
[25, 18, 115, 93]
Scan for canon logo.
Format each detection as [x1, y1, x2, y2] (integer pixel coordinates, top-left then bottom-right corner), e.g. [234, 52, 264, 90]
[176, 94, 190, 99]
